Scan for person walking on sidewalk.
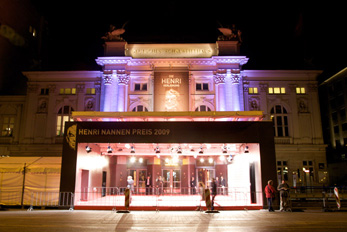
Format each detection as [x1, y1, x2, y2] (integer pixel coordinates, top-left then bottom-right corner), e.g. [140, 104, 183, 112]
[265, 180, 276, 212]
[277, 180, 290, 211]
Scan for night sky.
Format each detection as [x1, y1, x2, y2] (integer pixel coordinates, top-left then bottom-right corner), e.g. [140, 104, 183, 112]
[33, 1, 347, 82]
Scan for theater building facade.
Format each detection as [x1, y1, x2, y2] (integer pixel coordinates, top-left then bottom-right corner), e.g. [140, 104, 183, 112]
[0, 40, 327, 209]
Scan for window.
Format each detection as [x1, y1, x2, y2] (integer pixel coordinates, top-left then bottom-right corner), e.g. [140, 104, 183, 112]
[270, 105, 289, 137]
[296, 87, 306, 94]
[1, 116, 15, 137]
[56, 106, 74, 136]
[134, 83, 147, 91]
[248, 87, 258, 94]
[195, 105, 211, 111]
[40, 88, 49, 95]
[268, 87, 286, 94]
[277, 160, 289, 182]
[86, 88, 96, 95]
[132, 105, 148, 112]
[196, 83, 209, 91]
[303, 160, 314, 180]
[59, 88, 76, 95]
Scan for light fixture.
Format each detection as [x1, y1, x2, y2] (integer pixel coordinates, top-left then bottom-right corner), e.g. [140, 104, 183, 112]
[155, 146, 160, 153]
[219, 155, 226, 161]
[130, 146, 135, 153]
[222, 145, 228, 153]
[139, 157, 143, 163]
[86, 145, 92, 153]
[200, 158, 204, 163]
[227, 154, 234, 162]
[244, 145, 249, 153]
[193, 154, 197, 159]
[199, 146, 204, 154]
[107, 146, 113, 153]
[177, 146, 182, 154]
[130, 156, 136, 163]
[208, 157, 214, 164]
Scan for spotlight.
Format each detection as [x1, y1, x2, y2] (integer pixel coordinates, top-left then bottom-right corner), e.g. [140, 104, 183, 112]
[200, 158, 205, 163]
[139, 157, 143, 163]
[193, 154, 197, 159]
[86, 146, 92, 153]
[155, 146, 160, 153]
[227, 154, 234, 162]
[107, 146, 113, 153]
[222, 145, 228, 153]
[177, 146, 182, 154]
[219, 155, 226, 161]
[244, 146, 249, 153]
[199, 146, 204, 154]
[130, 146, 135, 153]
[209, 157, 214, 164]
[130, 156, 136, 163]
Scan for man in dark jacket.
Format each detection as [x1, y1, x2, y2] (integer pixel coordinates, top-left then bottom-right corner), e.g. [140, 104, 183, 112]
[277, 180, 290, 211]
[211, 178, 217, 210]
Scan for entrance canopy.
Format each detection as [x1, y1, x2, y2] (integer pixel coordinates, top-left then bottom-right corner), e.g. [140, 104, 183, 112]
[72, 111, 264, 122]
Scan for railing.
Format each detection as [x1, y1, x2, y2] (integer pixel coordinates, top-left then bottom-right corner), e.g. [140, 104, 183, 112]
[1, 186, 345, 211]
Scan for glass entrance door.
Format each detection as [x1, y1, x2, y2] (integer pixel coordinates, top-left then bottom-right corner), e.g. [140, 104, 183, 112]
[163, 169, 181, 193]
[197, 168, 215, 188]
[128, 169, 147, 194]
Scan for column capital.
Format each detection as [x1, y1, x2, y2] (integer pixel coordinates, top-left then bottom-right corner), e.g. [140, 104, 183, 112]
[117, 70, 130, 85]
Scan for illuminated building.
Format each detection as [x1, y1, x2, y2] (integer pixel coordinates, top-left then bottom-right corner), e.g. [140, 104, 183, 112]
[0, 37, 327, 209]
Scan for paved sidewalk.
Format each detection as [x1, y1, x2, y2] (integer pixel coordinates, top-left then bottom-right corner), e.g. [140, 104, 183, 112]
[1, 209, 347, 231]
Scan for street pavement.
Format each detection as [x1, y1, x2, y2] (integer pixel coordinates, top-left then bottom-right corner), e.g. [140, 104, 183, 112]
[1, 209, 347, 232]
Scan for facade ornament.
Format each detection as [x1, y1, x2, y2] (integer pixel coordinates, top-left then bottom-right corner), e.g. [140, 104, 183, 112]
[103, 70, 113, 85]
[249, 98, 260, 111]
[48, 84, 56, 93]
[37, 98, 48, 113]
[117, 70, 130, 85]
[85, 98, 95, 111]
[213, 69, 226, 84]
[259, 83, 268, 92]
[27, 84, 39, 93]
[298, 98, 309, 113]
[231, 74, 241, 84]
[76, 84, 85, 93]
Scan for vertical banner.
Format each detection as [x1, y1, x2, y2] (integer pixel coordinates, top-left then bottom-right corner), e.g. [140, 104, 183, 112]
[154, 72, 189, 111]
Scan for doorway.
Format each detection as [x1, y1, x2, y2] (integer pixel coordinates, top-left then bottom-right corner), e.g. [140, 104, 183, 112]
[81, 169, 89, 201]
[162, 169, 181, 193]
[197, 168, 215, 188]
[128, 169, 147, 194]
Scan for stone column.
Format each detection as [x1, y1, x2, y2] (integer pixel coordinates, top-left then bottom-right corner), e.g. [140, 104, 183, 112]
[117, 70, 130, 112]
[102, 70, 118, 112]
[230, 73, 241, 111]
[214, 70, 226, 111]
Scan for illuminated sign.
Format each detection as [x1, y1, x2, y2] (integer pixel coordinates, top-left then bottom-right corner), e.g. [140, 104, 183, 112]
[125, 43, 218, 58]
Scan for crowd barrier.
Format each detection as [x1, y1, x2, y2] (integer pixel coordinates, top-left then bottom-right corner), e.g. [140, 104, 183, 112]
[1, 186, 345, 211]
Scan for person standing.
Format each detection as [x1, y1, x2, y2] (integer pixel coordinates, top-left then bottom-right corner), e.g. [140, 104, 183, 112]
[265, 180, 276, 212]
[196, 182, 205, 211]
[277, 180, 290, 211]
[191, 177, 196, 194]
[145, 175, 152, 195]
[220, 176, 226, 195]
[211, 178, 217, 210]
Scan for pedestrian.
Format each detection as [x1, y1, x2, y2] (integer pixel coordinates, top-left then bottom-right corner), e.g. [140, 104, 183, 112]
[145, 175, 151, 195]
[277, 180, 290, 211]
[265, 180, 276, 212]
[211, 178, 217, 210]
[220, 176, 226, 195]
[127, 176, 134, 194]
[191, 176, 196, 194]
[196, 182, 205, 211]
[156, 176, 163, 195]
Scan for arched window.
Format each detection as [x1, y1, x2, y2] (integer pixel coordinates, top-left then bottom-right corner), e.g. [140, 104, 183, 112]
[132, 105, 148, 112]
[270, 105, 288, 137]
[195, 105, 211, 112]
[56, 105, 74, 136]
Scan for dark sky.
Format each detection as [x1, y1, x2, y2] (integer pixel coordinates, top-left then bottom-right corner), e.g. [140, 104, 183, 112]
[33, 1, 347, 82]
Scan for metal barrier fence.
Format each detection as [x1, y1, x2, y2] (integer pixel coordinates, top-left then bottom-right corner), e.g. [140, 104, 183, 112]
[28, 192, 74, 211]
[1, 186, 346, 211]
